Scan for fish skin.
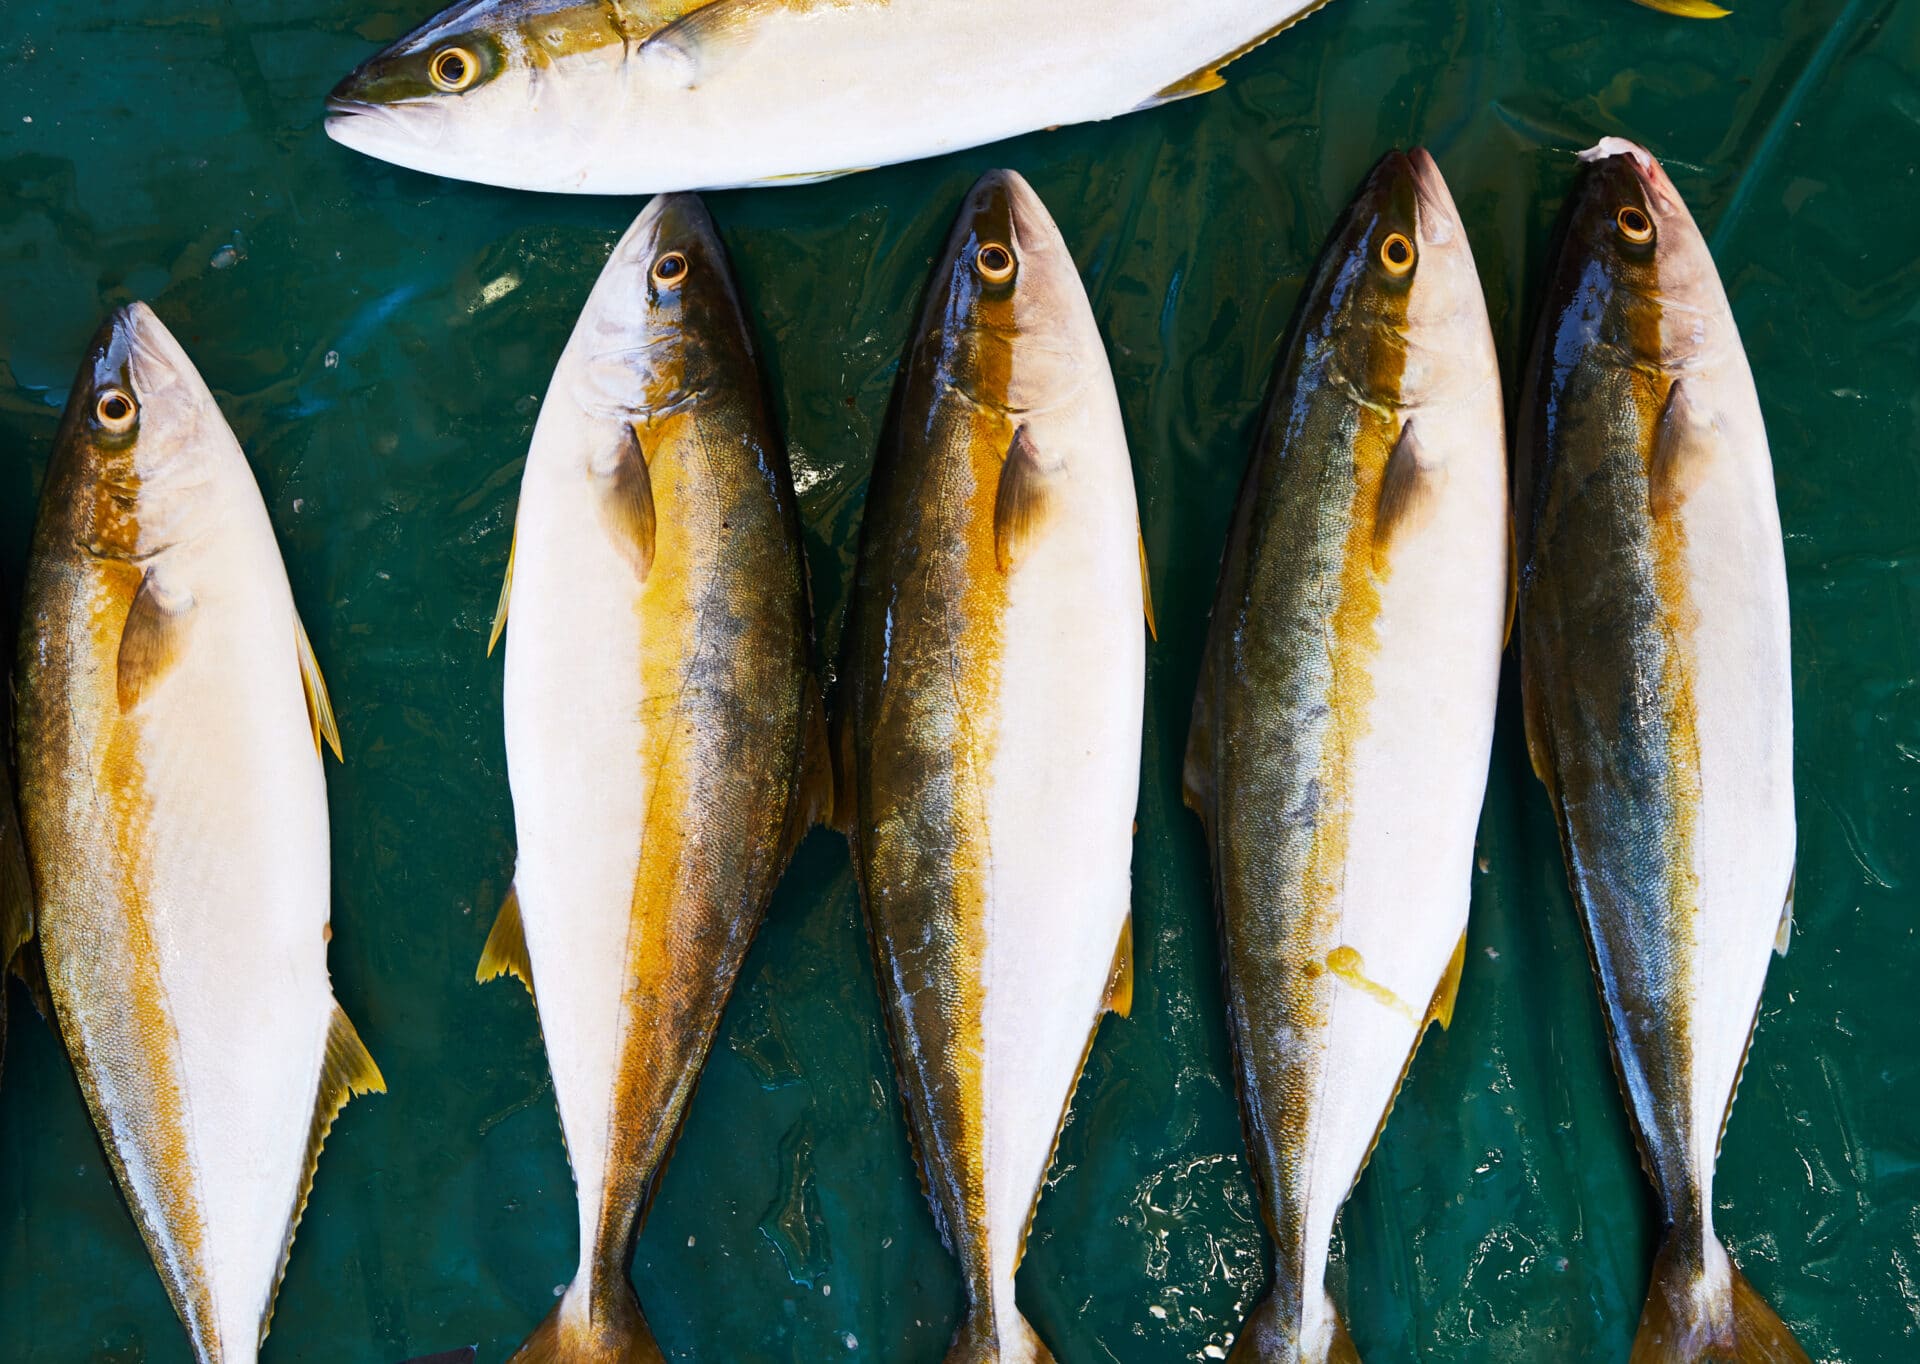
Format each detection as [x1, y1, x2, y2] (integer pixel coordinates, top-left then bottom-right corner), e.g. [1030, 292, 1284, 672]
[1183, 150, 1507, 1364]
[324, 0, 1338, 194]
[14, 303, 379, 1364]
[836, 169, 1145, 1364]
[1516, 139, 1804, 1363]
[492, 193, 823, 1363]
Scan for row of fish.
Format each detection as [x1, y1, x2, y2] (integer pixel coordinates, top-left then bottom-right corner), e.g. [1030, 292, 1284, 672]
[0, 141, 1798, 1364]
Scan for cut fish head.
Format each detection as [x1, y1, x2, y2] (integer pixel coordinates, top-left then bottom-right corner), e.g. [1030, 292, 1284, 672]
[1303, 148, 1496, 412]
[916, 168, 1096, 419]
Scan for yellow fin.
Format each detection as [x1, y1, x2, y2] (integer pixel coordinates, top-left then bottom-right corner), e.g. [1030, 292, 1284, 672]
[294, 611, 344, 763]
[1651, 379, 1721, 517]
[116, 569, 193, 711]
[1520, 663, 1557, 800]
[782, 676, 835, 865]
[264, 1002, 383, 1346]
[476, 882, 534, 998]
[1631, 1234, 1809, 1362]
[640, 0, 882, 85]
[487, 520, 516, 657]
[993, 425, 1053, 572]
[1427, 928, 1469, 1031]
[1105, 917, 1135, 1018]
[1136, 0, 1340, 109]
[1503, 517, 1518, 650]
[0, 795, 31, 975]
[600, 424, 658, 581]
[829, 691, 858, 838]
[1775, 865, 1796, 955]
[1138, 527, 1158, 642]
[1373, 419, 1445, 567]
[1630, 0, 1731, 17]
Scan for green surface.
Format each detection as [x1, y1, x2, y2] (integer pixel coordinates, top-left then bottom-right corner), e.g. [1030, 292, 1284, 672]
[0, 1, 1913, 1360]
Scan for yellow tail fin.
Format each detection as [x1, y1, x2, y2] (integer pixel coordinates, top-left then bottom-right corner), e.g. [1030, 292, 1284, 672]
[944, 1303, 1057, 1364]
[1630, 1232, 1808, 1362]
[508, 1279, 664, 1364]
[1228, 1286, 1361, 1363]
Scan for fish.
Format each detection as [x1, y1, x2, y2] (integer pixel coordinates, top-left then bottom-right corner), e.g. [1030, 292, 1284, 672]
[482, 193, 829, 1363]
[1182, 150, 1507, 1364]
[13, 302, 382, 1364]
[1515, 137, 1804, 1363]
[834, 168, 1148, 1364]
[1630, 0, 1732, 18]
[325, 0, 1339, 195]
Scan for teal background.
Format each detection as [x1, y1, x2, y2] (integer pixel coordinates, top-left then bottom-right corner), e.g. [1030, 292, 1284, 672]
[0, 1, 1914, 1360]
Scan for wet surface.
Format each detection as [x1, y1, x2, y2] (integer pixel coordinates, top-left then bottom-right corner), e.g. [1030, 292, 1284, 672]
[0, 1, 1915, 1360]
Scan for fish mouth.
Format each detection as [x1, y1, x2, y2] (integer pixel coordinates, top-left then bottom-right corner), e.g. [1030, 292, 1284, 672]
[1404, 146, 1463, 245]
[104, 301, 189, 398]
[1579, 136, 1684, 213]
[322, 91, 445, 151]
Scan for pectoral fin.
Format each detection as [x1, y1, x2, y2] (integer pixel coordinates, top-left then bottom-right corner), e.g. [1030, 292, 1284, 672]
[295, 611, 344, 763]
[1650, 379, 1721, 517]
[640, 0, 870, 85]
[599, 424, 658, 581]
[1105, 917, 1135, 1018]
[476, 882, 534, 998]
[487, 521, 516, 657]
[1374, 419, 1445, 566]
[117, 569, 193, 711]
[993, 425, 1054, 572]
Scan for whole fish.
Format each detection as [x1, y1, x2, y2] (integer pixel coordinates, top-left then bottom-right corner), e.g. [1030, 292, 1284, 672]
[325, 0, 1337, 194]
[1183, 150, 1507, 1364]
[15, 303, 382, 1363]
[1516, 138, 1803, 1363]
[482, 193, 827, 1362]
[835, 169, 1147, 1363]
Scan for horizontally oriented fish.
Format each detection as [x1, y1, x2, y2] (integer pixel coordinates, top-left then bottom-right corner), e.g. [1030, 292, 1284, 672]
[1516, 138, 1803, 1363]
[483, 194, 828, 1362]
[1183, 151, 1507, 1364]
[326, 0, 1338, 194]
[836, 169, 1147, 1364]
[15, 303, 382, 1363]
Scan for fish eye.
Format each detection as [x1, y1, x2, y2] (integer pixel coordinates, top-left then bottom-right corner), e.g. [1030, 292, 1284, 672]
[429, 46, 478, 93]
[95, 387, 137, 433]
[1379, 232, 1416, 276]
[1616, 205, 1655, 244]
[651, 251, 690, 288]
[974, 243, 1016, 284]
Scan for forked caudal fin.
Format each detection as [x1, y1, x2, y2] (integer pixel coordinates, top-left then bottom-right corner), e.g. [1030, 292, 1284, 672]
[509, 1278, 665, 1364]
[1630, 1232, 1808, 1363]
[944, 1303, 1057, 1364]
[1228, 1286, 1361, 1363]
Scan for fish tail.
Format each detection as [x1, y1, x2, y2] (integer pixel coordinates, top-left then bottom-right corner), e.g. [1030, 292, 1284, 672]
[1630, 1230, 1809, 1363]
[507, 1277, 664, 1364]
[943, 1301, 1057, 1364]
[1227, 1287, 1361, 1363]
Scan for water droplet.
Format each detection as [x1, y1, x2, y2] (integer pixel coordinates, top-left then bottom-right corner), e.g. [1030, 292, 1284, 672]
[324, 350, 339, 369]
[843, 1333, 857, 1350]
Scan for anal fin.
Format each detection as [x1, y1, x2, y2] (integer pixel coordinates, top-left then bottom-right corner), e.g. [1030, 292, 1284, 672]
[1138, 527, 1158, 642]
[487, 520, 517, 657]
[1775, 865, 1796, 955]
[1427, 927, 1469, 1031]
[1105, 917, 1135, 1018]
[265, 1002, 384, 1346]
[476, 882, 534, 999]
[1135, 0, 1340, 110]
[295, 611, 344, 762]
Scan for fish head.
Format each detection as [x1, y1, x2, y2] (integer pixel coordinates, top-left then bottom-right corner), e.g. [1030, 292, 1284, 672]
[325, 1, 614, 187]
[53, 304, 227, 557]
[572, 192, 755, 423]
[919, 169, 1094, 419]
[1310, 149, 1492, 412]
[1563, 138, 1729, 366]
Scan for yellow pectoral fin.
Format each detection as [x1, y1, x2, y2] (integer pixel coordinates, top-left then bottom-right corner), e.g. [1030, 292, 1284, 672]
[641, 0, 882, 84]
[476, 882, 534, 998]
[993, 425, 1054, 572]
[487, 520, 517, 657]
[117, 569, 193, 712]
[1105, 916, 1135, 1018]
[1373, 419, 1446, 568]
[1651, 379, 1722, 518]
[1630, 0, 1731, 17]
[294, 611, 344, 763]
[599, 424, 658, 582]
[1427, 928, 1469, 1031]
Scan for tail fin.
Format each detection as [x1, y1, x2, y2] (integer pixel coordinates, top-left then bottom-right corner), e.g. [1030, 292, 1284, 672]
[1228, 1287, 1361, 1363]
[944, 1303, 1057, 1364]
[1630, 1232, 1809, 1363]
[508, 1279, 664, 1364]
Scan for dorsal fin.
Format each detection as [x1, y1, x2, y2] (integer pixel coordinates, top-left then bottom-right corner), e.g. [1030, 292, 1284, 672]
[117, 569, 193, 712]
[993, 425, 1053, 572]
[262, 1002, 384, 1347]
[487, 519, 517, 657]
[294, 611, 344, 763]
[1373, 419, 1445, 567]
[476, 882, 534, 999]
[599, 423, 658, 581]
